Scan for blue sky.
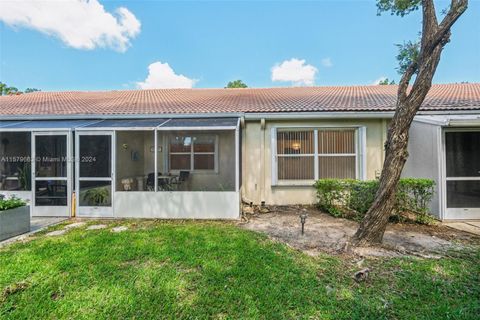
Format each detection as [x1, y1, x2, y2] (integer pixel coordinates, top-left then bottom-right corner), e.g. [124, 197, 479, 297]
[0, 0, 479, 91]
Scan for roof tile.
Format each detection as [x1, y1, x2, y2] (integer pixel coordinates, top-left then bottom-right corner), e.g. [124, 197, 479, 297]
[0, 83, 479, 116]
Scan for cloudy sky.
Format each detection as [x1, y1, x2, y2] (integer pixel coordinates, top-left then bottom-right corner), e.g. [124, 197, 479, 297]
[0, 0, 479, 91]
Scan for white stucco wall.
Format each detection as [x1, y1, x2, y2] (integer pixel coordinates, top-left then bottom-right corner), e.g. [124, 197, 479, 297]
[114, 191, 240, 219]
[242, 118, 387, 205]
[403, 121, 442, 218]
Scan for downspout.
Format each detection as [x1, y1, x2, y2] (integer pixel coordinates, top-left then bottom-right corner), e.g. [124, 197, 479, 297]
[240, 117, 245, 199]
[260, 118, 266, 204]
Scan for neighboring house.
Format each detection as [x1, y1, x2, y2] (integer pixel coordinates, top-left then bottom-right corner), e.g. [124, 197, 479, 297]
[0, 84, 478, 220]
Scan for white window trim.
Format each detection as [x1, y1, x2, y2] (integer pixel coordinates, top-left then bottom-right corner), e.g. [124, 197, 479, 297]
[169, 134, 219, 173]
[272, 126, 367, 186]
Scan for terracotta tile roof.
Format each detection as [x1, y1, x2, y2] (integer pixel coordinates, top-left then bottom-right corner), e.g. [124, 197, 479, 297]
[0, 83, 479, 117]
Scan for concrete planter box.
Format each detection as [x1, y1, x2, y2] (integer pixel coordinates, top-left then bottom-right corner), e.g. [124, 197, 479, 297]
[0, 205, 30, 241]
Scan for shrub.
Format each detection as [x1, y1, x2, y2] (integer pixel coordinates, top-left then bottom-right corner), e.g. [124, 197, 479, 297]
[396, 178, 436, 224]
[314, 179, 352, 217]
[0, 195, 27, 212]
[314, 178, 435, 224]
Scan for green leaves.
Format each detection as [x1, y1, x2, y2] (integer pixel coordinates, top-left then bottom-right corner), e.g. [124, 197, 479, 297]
[24, 88, 40, 93]
[0, 195, 27, 211]
[0, 82, 40, 95]
[82, 187, 110, 206]
[225, 80, 248, 88]
[396, 40, 420, 74]
[377, 0, 422, 16]
[378, 78, 396, 85]
[315, 178, 436, 224]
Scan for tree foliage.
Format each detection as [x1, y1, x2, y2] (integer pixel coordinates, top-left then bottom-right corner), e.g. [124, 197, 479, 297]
[396, 40, 420, 74]
[0, 82, 40, 95]
[226, 80, 248, 88]
[25, 88, 41, 93]
[378, 78, 396, 85]
[377, 0, 422, 16]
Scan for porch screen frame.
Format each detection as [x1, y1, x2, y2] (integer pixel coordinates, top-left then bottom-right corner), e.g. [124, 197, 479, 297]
[271, 126, 366, 186]
[0, 127, 75, 217]
[441, 127, 480, 219]
[77, 118, 241, 194]
[75, 130, 115, 217]
[32, 130, 72, 217]
[155, 118, 241, 192]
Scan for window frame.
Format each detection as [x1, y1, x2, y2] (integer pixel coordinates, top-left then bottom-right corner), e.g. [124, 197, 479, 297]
[168, 134, 219, 173]
[275, 130, 316, 181]
[271, 126, 366, 186]
[0, 131, 33, 191]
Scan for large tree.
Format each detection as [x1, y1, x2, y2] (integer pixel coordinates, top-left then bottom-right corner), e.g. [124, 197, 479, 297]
[352, 0, 468, 246]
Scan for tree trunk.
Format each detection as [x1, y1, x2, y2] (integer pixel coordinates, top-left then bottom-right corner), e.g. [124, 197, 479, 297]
[352, 105, 412, 245]
[351, 0, 468, 247]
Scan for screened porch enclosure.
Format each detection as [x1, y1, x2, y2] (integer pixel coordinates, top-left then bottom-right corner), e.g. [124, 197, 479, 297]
[76, 118, 240, 218]
[0, 118, 241, 219]
[115, 130, 235, 192]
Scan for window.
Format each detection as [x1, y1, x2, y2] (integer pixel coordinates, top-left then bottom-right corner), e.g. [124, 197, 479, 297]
[318, 129, 356, 179]
[0, 132, 32, 191]
[274, 128, 360, 183]
[276, 131, 314, 180]
[169, 134, 216, 171]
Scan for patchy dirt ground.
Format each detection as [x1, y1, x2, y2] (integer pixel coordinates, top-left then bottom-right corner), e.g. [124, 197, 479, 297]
[239, 206, 480, 258]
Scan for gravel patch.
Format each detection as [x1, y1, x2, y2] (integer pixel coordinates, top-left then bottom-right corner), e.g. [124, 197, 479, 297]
[240, 207, 471, 257]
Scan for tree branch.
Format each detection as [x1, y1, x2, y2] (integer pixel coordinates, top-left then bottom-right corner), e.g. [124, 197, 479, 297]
[404, 0, 468, 104]
[423, 0, 468, 57]
[422, 0, 438, 38]
[439, 0, 468, 33]
[397, 61, 418, 103]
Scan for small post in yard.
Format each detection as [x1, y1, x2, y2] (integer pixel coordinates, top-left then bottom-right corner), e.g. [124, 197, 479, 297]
[299, 210, 308, 235]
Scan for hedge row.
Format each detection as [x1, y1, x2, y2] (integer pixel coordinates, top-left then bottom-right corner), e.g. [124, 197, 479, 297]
[314, 178, 436, 224]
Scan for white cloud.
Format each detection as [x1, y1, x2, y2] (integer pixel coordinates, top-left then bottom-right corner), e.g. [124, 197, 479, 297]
[321, 57, 333, 68]
[137, 61, 197, 89]
[373, 76, 388, 85]
[0, 0, 141, 52]
[271, 58, 318, 86]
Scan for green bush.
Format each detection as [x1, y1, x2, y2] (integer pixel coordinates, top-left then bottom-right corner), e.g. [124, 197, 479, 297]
[0, 195, 27, 212]
[314, 178, 435, 224]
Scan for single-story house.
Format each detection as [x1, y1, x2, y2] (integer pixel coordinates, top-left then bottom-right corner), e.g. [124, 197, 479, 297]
[0, 83, 478, 220]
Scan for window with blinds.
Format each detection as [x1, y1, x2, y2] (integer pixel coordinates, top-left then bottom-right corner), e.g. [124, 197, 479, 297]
[318, 129, 356, 179]
[276, 131, 315, 180]
[275, 128, 358, 182]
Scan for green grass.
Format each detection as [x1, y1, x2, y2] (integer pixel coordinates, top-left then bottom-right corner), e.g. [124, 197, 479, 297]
[0, 220, 479, 319]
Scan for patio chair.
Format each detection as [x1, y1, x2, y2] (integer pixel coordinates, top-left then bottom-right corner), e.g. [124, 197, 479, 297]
[146, 172, 162, 191]
[158, 177, 174, 191]
[171, 171, 190, 191]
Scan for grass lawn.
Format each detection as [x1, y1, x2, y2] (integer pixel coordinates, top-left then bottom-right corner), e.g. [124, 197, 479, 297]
[0, 220, 479, 319]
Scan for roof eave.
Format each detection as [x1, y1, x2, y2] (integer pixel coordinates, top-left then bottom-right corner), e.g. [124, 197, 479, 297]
[0, 108, 479, 121]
